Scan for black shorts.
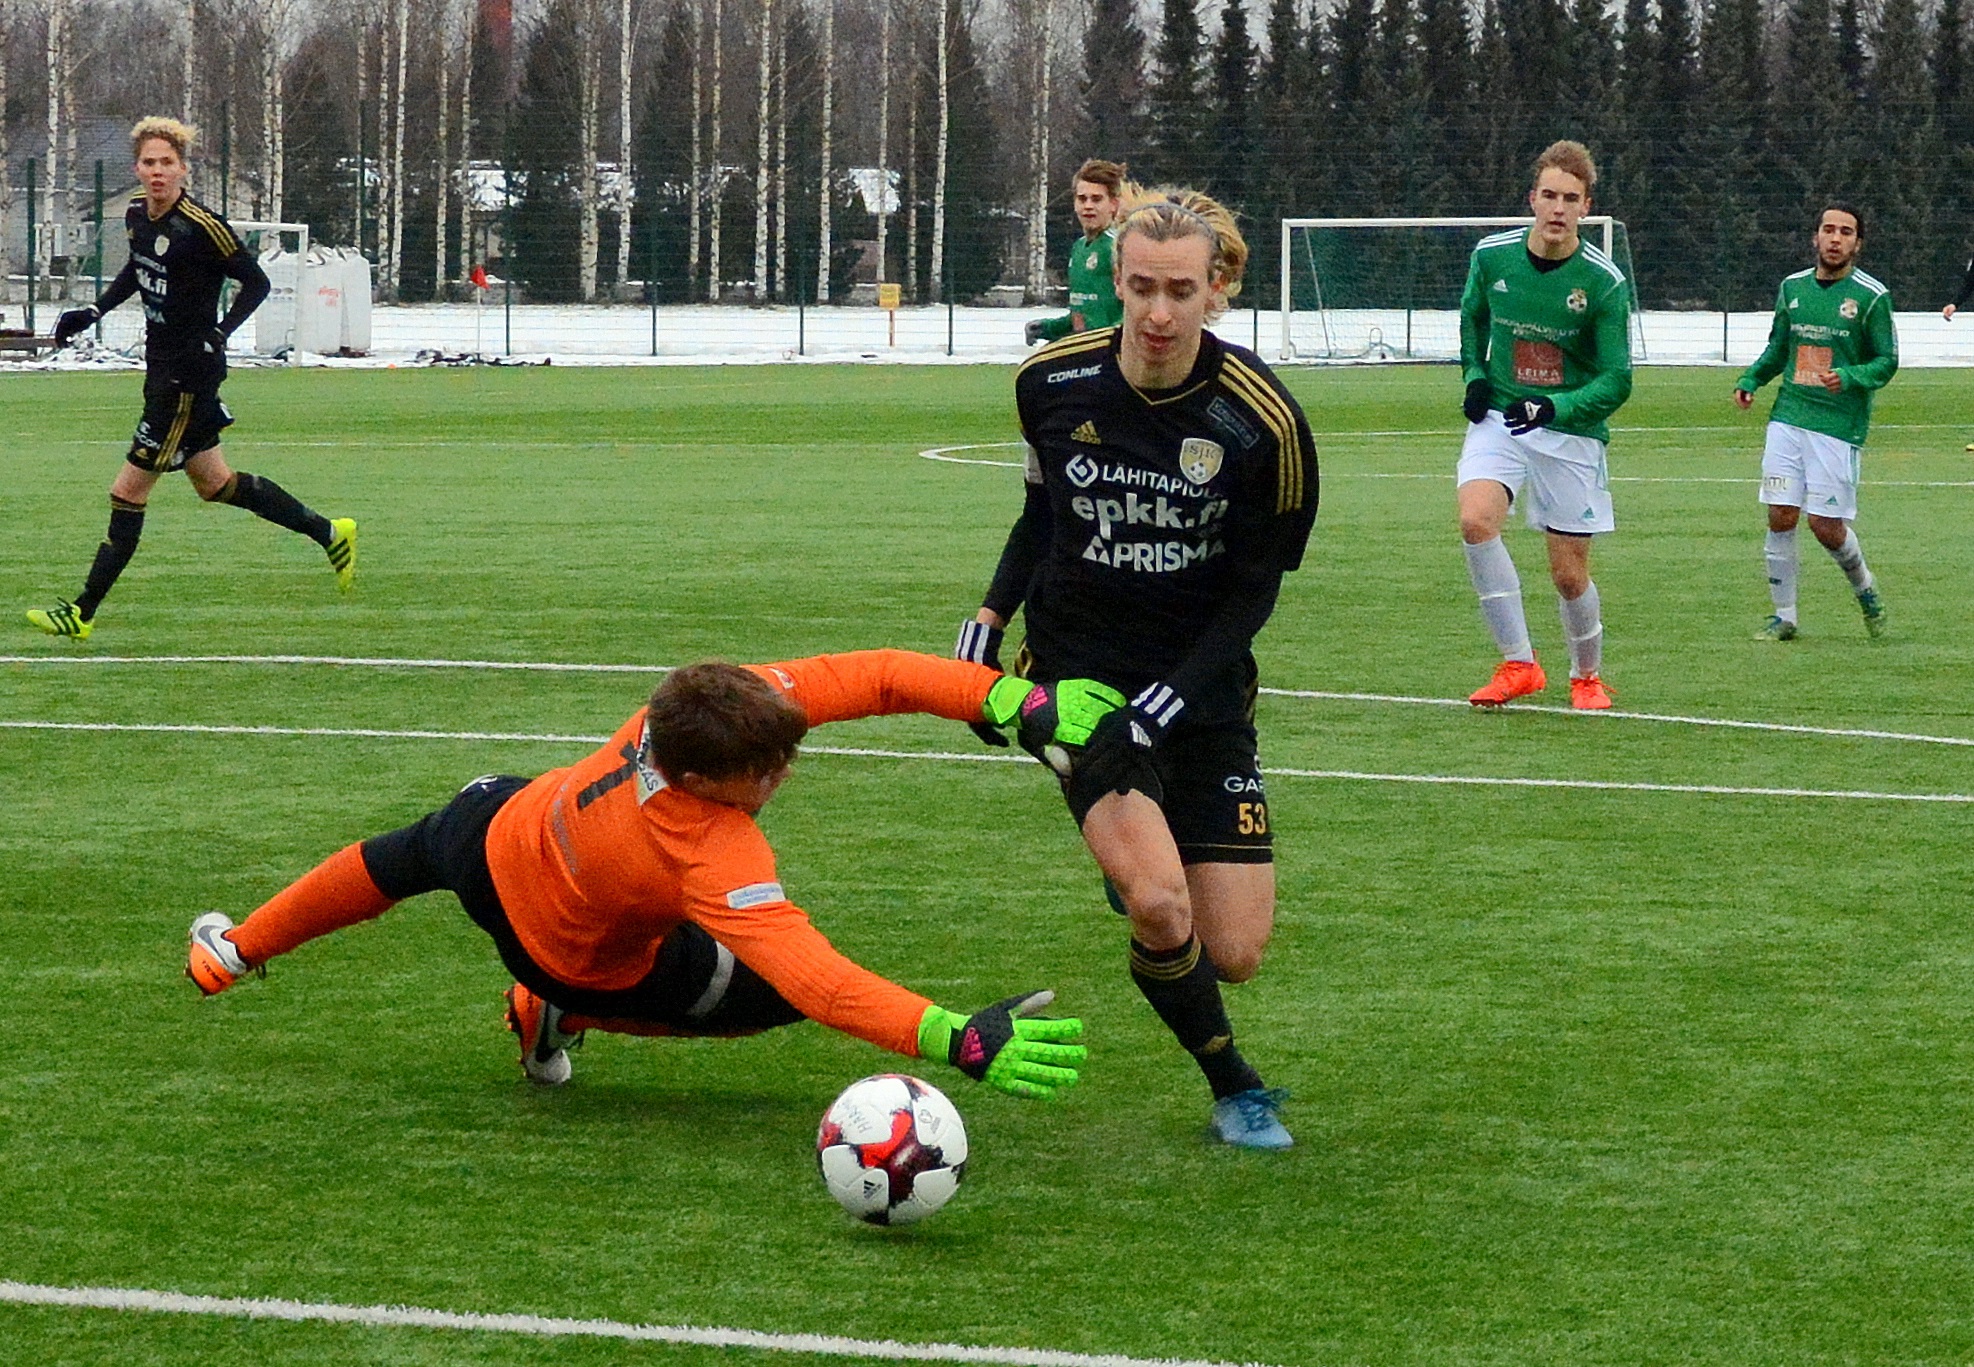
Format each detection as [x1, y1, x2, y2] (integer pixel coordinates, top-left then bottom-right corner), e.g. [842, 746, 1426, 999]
[1058, 719, 1273, 866]
[128, 373, 232, 473]
[358, 775, 803, 1032]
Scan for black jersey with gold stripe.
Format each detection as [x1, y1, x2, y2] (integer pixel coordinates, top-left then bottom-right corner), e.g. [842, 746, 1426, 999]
[97, 191, 270, 381]
[989, 326, 1318, 719]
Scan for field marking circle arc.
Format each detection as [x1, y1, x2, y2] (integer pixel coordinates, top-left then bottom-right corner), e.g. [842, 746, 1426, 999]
[0, 721, 1966, 805]
[6, 654, 1971, 752]
[915, 441, 1974, 487]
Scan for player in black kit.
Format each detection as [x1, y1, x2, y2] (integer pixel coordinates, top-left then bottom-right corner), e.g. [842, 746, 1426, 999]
[26, 117, 355, 640]
[956, 187, 1317, 1149]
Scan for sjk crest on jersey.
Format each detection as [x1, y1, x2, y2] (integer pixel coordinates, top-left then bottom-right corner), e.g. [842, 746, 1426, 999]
[1179, 438, 1224, 485]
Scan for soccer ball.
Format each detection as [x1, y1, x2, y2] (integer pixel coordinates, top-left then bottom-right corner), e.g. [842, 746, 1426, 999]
[815, 1074, 968, 1226]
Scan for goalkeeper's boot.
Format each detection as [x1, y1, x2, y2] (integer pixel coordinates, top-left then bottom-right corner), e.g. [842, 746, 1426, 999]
[1468, 658, 1546, 707]
[504, 983, 580, 1086]
[1210, 1087, 1293, 1150]
[1569, 674, 1614, 711]
[1753, 615, 1799, 642]
[1857, 587, 1888, 640]
[187, 912, 260, 996]
[25, 598, 92, 640]
[326, 518, 358, 593]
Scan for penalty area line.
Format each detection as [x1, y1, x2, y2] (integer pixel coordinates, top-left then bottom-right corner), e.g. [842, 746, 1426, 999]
[0, 1280, 1275, 1367]
[0, 721, 1966, 803]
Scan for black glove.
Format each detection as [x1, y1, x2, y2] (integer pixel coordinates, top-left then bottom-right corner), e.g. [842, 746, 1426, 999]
[1075, 704, 1164, 802]
[1023, 319, 1047, 346]
[202, 327, 229, 357]
[1462, 377, 1492, 424]
[955, 618, 1009, 747]
[1504, 395, 1556, 436]
[53, 306, 99, 347]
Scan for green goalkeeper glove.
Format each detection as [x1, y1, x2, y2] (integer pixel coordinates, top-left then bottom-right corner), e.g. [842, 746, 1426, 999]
[917, 991, 1087, 1100]
[1012, 678, 1127, 776]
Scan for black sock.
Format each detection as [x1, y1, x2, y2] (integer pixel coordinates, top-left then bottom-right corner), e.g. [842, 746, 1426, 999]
[75, 499, 146, 619]
[220, 472, 332, 546]
[1129, 935, 1264, 1100]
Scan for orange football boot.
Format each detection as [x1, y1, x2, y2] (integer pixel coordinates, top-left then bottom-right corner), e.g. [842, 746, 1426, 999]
[1468, 658, 1547, 707]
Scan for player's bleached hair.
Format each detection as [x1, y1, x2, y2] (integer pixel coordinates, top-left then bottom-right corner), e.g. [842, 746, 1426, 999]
[131, 116, 196, 161]
[1532, 140, 1597, 195]
[1071, 158, 1129, 199]
[645, 662, 808, 782]
[1113, 185, 1249, 317]
[1818, 199, 1866, 240]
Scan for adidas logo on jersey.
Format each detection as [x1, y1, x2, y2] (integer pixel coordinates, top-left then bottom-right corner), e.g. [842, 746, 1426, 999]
[1071, 421, 1100, 444]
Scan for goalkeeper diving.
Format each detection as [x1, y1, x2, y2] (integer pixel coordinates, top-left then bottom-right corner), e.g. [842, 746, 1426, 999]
[185, 649, 1085, 1100]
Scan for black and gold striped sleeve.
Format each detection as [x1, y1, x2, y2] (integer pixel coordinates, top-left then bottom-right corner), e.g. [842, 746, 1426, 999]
[1220, 355, 1316, 520]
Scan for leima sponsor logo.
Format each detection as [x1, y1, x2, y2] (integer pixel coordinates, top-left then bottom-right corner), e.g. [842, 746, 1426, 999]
[1206, 396, 1262, 451]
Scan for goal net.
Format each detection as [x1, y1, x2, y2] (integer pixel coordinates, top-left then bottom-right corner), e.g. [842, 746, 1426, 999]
[1278, 216, 1643, 363]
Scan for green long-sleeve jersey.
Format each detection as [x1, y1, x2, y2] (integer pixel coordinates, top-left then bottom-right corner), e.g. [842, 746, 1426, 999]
[1036, 227, 1121, 342]
[1736, 267, 1898, 447]
[1460, 228, 1634, 442]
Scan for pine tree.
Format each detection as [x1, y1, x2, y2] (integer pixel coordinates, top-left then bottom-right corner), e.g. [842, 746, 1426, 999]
[1082, 0, 1147, 162]
[1208, 0, 1256, 207]
[1146, 0, 1206, 182]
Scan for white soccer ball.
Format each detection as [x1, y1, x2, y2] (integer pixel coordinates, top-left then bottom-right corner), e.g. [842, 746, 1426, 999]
[815, 1073, 968, 1226]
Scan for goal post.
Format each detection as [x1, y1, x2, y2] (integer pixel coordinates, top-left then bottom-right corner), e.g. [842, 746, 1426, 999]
[234, 221, 311, 362]
[1278, 216, 1641, 363]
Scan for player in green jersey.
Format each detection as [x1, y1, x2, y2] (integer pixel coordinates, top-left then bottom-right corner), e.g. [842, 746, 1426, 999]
[1456, 140, 1633, 711]
[1735, 202, 1897, 642]
[1025, 159, 1126, 346]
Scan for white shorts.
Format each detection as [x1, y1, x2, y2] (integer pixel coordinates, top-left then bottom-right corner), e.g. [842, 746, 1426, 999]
[1457, 410, 1614, 535]
[1760, 421, 1859, 521]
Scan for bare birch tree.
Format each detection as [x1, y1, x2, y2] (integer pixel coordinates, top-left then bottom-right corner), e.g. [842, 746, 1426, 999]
[458, 0, 473, 276]
[577, 0, 605, 301]
[688, 0, 703, 299]
[873, 0, 889, 286]
[707, 0, 723, 300]
[615, 0, 636, 290]
[813, 0, 832, 304]
[771, 0, 785, 300]
[752, 0, 770, 299]
[182, 0, 196, 119]
[434, 0, 453, 293]
[929, 0, 947, 301]
[1023, 0, 1051, 303]
[903, 2, 916, 300]
[254, 0, 297, 223]
[386, 0, 408, 297]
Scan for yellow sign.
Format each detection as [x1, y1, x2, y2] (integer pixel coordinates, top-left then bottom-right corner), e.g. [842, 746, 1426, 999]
[877, 282, 902, 311]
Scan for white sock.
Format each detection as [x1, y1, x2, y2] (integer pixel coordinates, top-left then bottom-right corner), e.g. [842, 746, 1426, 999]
[1558, 581, 1603, 679]
[1764, 529, 1799, 622]
[1464, 537, 1533, 662]
[1827, 527, 1874, 594]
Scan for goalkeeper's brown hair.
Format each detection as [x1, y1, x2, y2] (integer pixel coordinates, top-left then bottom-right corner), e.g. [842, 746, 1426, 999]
[645, 663, 808, 781]
[131, 116, 196, 161]
[1532, 140, 1597, 194]
[1113, 186, 1249, 318]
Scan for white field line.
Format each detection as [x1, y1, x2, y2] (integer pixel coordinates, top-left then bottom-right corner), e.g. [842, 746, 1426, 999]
[0, 721, 1965, 804]
[0, 1280, 1274, 1367]
[7, 654, 1973, 753]
[916, 442, 1974, 486]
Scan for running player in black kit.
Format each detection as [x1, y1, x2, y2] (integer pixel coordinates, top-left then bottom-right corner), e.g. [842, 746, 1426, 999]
[26, 117, 355, 640]
[956, 187, 1317, 1148]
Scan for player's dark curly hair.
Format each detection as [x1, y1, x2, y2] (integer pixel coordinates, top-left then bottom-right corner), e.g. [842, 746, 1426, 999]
[645, 663, 808, 781]
[1818, 200, 1866, 240]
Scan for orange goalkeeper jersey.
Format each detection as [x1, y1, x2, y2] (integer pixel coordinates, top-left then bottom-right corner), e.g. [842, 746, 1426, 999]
[482, 649, 999, 1057]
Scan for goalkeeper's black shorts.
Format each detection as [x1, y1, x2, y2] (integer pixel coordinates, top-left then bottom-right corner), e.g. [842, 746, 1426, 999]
[359, 775, 803, 1032]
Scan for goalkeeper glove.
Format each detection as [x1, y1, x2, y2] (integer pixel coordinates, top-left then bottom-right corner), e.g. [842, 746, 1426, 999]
[1462, 377, 1492, 424]
[956, 619, 1008, 747]
[917, 991, 1086, 1100]
[53, 306, 99, 347]
[1504, 395, 1556, 436]
[1014, 677, 1128, 776]
[1023, 318, 1048, 346]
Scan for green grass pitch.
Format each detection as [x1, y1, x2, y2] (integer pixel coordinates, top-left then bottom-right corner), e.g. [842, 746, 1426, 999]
[2, 359, 1973, 1366]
